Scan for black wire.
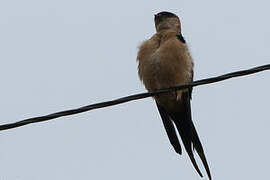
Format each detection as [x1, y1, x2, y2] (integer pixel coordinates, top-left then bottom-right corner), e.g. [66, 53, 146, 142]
[0, 64, 269, 131]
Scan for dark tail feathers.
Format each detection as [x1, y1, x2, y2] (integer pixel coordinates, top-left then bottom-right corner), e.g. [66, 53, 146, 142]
[170, 92, 212, 180]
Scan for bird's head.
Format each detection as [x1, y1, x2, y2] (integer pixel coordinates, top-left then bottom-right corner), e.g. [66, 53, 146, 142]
[154, 11, 181, 34]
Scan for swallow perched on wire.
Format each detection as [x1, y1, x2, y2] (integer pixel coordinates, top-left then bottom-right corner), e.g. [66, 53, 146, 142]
[136, 11, 212, 179]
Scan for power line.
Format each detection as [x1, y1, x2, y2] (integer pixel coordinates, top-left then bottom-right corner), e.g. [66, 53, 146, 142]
[0, 64, 269, 131]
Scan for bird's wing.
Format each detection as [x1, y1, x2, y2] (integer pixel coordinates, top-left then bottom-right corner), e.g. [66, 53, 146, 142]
[176, 34, 186, 44]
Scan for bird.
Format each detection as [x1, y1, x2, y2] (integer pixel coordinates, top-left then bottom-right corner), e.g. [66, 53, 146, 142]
[136, 11, 212, 179]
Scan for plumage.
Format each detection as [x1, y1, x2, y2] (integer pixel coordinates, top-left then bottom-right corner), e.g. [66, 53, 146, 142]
[137, 12, 212, 179]
[176, 34, 186, 44]
[156, 103, 182, 154]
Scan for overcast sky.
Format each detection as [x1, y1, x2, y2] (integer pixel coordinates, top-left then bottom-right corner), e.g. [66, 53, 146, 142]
[1, 0, 270, 180]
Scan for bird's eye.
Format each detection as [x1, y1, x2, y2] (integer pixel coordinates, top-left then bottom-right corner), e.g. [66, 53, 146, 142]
[154, 14, 163, 21]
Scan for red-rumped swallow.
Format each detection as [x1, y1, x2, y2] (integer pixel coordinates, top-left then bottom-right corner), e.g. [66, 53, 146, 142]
[137, 11, 212, 179]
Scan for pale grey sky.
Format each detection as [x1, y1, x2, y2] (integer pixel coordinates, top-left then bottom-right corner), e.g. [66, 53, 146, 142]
[1, 0, 270, 179]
